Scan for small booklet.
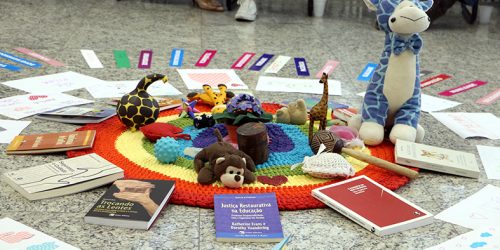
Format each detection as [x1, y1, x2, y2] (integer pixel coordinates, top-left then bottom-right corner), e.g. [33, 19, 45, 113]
[0, 217, 80, 250]
[395, 139, 480, 178]
[312, 175, 433, 236]
[107, 97, 182, 111]
[2, 153, 124, 200]
[85, 179, 175, 230]
[6, 130, 96, 155]
[35, 107, 115, 124]
[214, 193, 284, 242]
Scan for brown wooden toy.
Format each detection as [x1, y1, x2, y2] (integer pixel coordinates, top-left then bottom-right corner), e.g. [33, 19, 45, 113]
[237, 122, 269, 165]
[308, 73, 329, 144]
[311, 130, 418, 179]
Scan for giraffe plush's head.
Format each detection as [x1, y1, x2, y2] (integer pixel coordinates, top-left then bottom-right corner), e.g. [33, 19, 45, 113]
[364, 0, 433, 34]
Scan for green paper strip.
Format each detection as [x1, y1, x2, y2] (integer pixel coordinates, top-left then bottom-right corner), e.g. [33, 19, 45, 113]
[113, 50, 130, 68]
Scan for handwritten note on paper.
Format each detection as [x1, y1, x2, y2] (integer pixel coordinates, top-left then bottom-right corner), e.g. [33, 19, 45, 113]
[1, 71, 106, 93]
[430, 113, 500, 139]
[477, 145, 500, 180]
[256, 76, 342, 96]
[0, 120, 31, 144]
[356, 93, 461, 112]
[0, 93, 93, 120]
[85, 80, 182, 99]
[425, 227, 500, 250]
[435, 185, 500, 230]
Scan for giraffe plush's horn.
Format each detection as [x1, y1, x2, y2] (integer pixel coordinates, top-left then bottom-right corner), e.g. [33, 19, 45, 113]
[362, 0, 379, 11]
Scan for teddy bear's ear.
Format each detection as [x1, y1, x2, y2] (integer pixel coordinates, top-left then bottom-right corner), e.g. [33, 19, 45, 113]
[242, 158, 246, 165]
[363, 0, 379, 11]
[216, 157, 225, 165]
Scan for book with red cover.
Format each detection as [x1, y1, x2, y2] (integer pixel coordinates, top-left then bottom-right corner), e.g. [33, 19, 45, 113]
[312, 175, 433, 236]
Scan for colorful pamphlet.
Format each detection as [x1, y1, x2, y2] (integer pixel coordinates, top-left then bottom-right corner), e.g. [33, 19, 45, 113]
[6, 130, 96, 155]
[294, 57, 310, 76]
[80, 49, 103, 68]
[0, 218, 79, 249]
[85, 179, 175, 230]
[2, 153, 123, 200]
[113, 50, 131, 68]
[357, 62, 378, 81]
[395, 139, 480, 178]
[13, 47, 64, 67]
[312, 175, 433, 236]
[0, 50, 42, 68]
[231, 52, 255, 70]
[420, 73, 451, 88]
[138, 50, 153, 69]
[169, 48, 184, 67]
[316, 60, 339, 78]
[195, 50, 217, 67]
[438, 80, 487, 96]
[214, 193, 284, 242]
[249, 54, 274, 71]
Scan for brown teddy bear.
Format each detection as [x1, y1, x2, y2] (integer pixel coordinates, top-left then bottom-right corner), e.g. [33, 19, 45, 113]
[194, 128, 256, 188]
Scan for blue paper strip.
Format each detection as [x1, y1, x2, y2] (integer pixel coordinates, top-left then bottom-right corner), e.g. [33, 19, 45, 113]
[0, 50, 42, 68]
[169, 48, 184, 67]
[249, 54, 274, 71]
[294, 57, 310, 76]
[0, 62, 22, 71]
[357, 62, 378, 82]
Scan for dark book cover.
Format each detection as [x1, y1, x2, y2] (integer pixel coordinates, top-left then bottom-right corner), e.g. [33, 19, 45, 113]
[85, 179, 175, 229]
[214, 193, 283, 242]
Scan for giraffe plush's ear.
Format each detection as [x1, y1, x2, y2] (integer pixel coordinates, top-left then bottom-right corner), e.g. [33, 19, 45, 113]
[419, 0, 434, 12]
[363, 0, 379, 11]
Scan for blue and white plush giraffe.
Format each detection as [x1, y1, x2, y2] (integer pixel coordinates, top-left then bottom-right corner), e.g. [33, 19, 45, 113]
[349, 0, 433, 146]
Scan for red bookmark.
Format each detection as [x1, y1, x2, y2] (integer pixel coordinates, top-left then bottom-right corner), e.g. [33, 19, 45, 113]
[439, 80, 487, 97]
[420, 74, 451, 88]
[231, 52, 255, 70]
[195, 50, 217, 67]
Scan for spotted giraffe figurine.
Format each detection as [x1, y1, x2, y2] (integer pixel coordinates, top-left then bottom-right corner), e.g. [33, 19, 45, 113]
[348, 0, 433, 146]
[116, 73, 168, 131]
[308, 73, 329, 144]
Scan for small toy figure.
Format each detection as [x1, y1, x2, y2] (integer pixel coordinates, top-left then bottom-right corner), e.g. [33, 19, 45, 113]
[177, 100, 200, 119]
[194, 129, 256, 188]
[154, 137, 180, 164]
[193, 114, 215, 129]
[187, 84, 234, 107]
[275, 99, 308, 125]
[212, 93, 273, 126]
[140, 122, 191, 142]
[308, 73, 329, 144]
[116, 73, 168, 131]
[348, 0, 433, 146]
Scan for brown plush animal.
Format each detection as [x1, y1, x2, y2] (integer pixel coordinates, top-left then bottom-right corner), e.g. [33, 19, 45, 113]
[194, 129, 256, 188]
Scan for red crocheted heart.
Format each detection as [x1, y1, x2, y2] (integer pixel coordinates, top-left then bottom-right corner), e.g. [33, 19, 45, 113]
[140, 122, 190, 142]
[257, 175, 288, 186]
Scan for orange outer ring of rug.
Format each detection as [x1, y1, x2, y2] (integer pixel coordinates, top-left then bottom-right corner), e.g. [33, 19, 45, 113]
[67, 103, 417, 211]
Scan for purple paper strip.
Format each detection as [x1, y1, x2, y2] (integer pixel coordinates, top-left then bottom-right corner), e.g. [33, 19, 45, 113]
[294, 57, 310, 76]
[138, 50, 153, 69]
[249, 54, 274, 71]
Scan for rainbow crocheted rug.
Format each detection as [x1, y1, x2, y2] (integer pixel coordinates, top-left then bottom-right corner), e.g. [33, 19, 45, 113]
[68, 103, 416, 210]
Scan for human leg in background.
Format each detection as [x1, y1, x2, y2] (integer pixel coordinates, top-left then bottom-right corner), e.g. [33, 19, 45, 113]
[235, 0, 257, 21]
[194, 0, 224, 11]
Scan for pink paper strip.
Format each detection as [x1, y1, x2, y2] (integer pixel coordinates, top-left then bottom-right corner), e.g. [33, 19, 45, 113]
[420, 74, 451, 88]
[439, 80, 487, 97]
[195, 50, 217, 67]
[138, 50, 152, 69]
[231, 52, 255, 70]
[13, 47, 64, 67]
[476, 88, 500, 105]
[315, 60, 339, 78]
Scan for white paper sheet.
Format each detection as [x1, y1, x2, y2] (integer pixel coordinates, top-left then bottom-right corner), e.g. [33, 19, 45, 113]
[477, 145, 500, 180]
[0, 218, 80, 250]
[177, 69, 248, 90]
[85, 80, 182, 98]
[425, 227, 500, 250]
[0, 120, 31, 144]
[80, 49, 103, 68]
[1, 71, 106, 94]
[430, 113, 500, 139]
[256, 76, 342, 95]
[356, 92, 461, 112]
[434, 185, 500, 229]
[0, 93, 93, 120]
[264, 55, 291, 74]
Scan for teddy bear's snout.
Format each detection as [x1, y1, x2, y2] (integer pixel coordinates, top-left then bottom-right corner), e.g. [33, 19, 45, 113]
[234, 175, 241, 182]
